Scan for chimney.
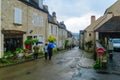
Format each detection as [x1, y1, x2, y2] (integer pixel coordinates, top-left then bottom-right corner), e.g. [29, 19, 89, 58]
[61, 21, 64, 24]
[52, 12, 57, 23]
[44, 5, 48, 11]
[91, 16, 96, 24]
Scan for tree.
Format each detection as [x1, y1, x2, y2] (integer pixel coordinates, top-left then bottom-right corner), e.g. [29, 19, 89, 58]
[85, 40, 92, 51]
[48, 35, 56, 43]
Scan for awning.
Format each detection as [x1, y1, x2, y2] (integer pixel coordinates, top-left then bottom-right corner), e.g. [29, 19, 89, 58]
[2, 30, 26, 34]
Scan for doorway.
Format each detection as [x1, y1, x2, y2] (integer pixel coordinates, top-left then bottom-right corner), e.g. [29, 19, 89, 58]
[4, 36, 23, 52]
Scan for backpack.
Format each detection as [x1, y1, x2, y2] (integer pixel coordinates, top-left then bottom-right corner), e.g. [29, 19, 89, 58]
[44, 46, 48, 53]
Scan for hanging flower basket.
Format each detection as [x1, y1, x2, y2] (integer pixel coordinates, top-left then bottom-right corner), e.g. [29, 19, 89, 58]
[25, 44, 31, 49]
[24, 39, 39, 49]
[24, 39, 39, 45]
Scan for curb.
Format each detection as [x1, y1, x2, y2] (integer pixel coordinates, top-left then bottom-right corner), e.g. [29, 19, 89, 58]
[0, 49, 71, 68]
[96, 69, 120, 75]
[0, 56, 44, 68]
[78, 64, 93, 69]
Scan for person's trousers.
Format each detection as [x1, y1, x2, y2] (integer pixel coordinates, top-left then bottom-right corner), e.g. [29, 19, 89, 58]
[33, 53, 38, 59]
[45, 52, 48, 60]
[49, 53, 52, 60]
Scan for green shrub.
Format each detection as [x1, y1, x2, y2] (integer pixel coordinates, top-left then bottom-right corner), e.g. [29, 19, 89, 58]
[85, 40, 93, 50]
[0, 58, 10, 63]
[15, 48, 24, 53]
[3, 51, 13, 58]
[53, 48, 57, 53]
[93, 61, 100, 69]
[25, 39, 39, 45]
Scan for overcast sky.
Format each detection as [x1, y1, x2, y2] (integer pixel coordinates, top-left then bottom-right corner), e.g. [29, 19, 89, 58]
[44, 0, 117, 33]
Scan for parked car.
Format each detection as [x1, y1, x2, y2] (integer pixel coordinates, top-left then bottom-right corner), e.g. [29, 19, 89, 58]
[112, 38, 120, 51]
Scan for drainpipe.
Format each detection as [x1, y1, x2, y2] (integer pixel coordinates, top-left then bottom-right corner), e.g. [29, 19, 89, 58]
[27, 2, 29, 35]
[0, 1, 1, 58]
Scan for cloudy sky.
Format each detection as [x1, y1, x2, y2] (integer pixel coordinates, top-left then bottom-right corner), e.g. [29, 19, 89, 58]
[44, 0, 117, 33]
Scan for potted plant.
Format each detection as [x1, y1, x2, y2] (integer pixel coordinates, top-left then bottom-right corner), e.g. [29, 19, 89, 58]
[15, 48, 24, 59]
[3, 51, 13, 59]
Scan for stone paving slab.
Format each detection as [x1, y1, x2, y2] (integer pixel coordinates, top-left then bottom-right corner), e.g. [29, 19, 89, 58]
[78, 56, 95, 68]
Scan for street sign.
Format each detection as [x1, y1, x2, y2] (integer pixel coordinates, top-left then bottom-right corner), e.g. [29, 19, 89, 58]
[97, 47, 104, 55]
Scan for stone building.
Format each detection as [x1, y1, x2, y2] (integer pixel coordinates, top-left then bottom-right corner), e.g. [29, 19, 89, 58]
[0, 0, 69, 58]
[82, 0, 120, 59]
[58, 21, 67, 49]
[83, 0, 120, 51]
[48, 12, 58, 47]
[0, 0, 48, 58]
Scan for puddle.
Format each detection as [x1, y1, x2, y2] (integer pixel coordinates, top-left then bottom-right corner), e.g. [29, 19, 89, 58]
[26, 72, 31, 75]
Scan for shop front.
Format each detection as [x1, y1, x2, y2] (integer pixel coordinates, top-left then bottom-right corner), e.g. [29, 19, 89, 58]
[2, 30, 26, 52]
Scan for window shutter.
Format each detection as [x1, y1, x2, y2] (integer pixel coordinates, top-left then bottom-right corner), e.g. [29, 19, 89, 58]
[14, 8, 22, 24]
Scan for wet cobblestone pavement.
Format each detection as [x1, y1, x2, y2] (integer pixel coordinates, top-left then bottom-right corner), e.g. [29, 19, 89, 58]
[108, 51, 120, 72]
[0, 47, 120, 80]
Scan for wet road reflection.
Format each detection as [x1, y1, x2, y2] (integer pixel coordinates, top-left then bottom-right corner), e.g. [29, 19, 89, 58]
[0, 47, 120, 80]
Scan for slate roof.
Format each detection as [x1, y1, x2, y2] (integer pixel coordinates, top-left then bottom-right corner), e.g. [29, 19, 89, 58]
[95, 16, 120, 32]
[67, 30, 73, 37]
[48, 13, 67, 30]
[19, 0, 48, 13]
[57, 22, 66, 29]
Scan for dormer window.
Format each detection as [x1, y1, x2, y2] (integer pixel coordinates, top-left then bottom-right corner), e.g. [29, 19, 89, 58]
[26, 0, 29, 2]
[38, 0, 43, 9]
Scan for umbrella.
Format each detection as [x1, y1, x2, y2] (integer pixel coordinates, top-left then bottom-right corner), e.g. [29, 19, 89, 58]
[48, 43, 56, 48]
[37, 42, 43, 44]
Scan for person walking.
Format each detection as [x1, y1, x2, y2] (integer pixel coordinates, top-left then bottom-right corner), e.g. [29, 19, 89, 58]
[108, 39, 114, 60]
[33, 43, 39, 60]
[44, 43, 48, 60]
[48, 44, 53, 60]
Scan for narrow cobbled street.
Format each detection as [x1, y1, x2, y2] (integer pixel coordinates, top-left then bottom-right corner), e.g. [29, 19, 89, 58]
[0, 47, 120, 80]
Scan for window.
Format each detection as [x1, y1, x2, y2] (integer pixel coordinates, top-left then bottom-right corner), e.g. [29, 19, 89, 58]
[89, 33, 91, 36]
[50, 25, 53, 35]
[33, 13, 43, 27]
[55, 27, 57, 35]
[58, 29, 61, 36]
[27, 36, 32, 39]
[51, 26, 53, 35]
[53, 27, 56, 36]
[39, 35, 43, 43]
[59, 29, 62, 36]
[49, 26, 51, 35]
[38, 0, 43, 9]
[26, 0, 29, 2]
[59, 41, 62, 47]
[39, 16, 43, 26]
[33, 14, 37, 26]
[14, 7, 22, 24]
[34, 36, 37, 39]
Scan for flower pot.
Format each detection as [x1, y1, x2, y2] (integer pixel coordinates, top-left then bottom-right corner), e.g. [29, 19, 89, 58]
[17, 53, 24, 59]
[25, 44, 31, 50]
